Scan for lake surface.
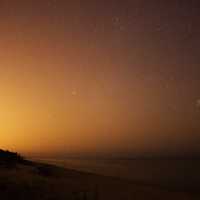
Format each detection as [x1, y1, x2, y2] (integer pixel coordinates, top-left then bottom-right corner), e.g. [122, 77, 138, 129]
[34, 158, 200, 191]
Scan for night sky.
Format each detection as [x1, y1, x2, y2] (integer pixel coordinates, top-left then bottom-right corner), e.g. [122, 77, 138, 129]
[0, 0, 200, 156]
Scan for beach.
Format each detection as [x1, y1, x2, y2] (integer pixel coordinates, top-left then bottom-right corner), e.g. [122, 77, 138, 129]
[1, 158, 199, 200]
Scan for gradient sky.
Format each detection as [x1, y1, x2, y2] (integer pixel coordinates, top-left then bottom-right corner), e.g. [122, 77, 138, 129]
[0, 0, 200, 157]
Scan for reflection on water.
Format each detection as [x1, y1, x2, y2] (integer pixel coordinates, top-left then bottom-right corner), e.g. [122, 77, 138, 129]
[34, 158, 200, 190]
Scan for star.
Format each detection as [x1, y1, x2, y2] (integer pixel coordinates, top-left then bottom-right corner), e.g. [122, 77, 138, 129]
[47, 0, 57, 8]
[113, 17, 120, 24]
[196, 99, 200, 108]
[72, 91, 77, 96]
[112, 17, 119, 27]
[112, 17, 125, 31]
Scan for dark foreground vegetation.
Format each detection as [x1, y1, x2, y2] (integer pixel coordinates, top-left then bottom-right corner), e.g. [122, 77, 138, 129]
[0, 149, 98, 200]
[0, 149, 199, 200]
[0, 149, 24, 167]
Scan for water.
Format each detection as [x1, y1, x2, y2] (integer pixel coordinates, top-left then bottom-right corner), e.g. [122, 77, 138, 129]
[35, 158, 200, 191]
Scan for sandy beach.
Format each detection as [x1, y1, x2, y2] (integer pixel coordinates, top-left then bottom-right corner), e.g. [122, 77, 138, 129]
[0, 159, 199, 200]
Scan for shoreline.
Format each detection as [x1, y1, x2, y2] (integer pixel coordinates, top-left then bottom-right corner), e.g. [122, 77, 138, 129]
[33, 158, 200, 193]
[1, 158, 199, 199]
[34, 159, 200, 197]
